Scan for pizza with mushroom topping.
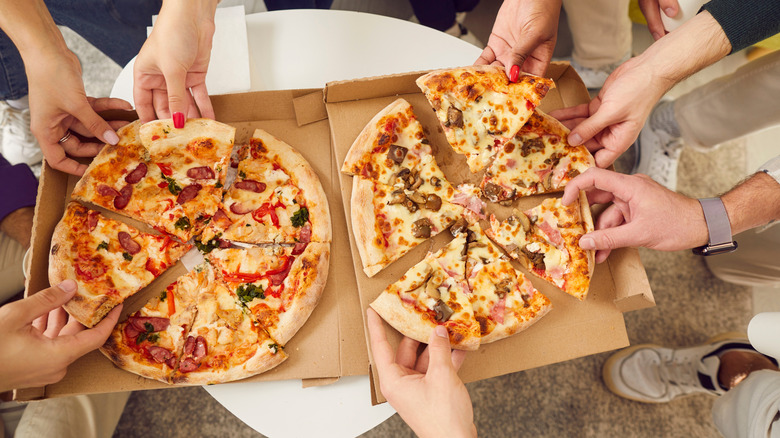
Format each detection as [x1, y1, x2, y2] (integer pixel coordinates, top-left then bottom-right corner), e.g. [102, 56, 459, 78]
[50, 202, 190, 327]
[416, 65, 555, 173]
[480, 110, 595, 203]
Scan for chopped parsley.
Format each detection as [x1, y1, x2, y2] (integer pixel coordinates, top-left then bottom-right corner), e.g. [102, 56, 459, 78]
[268, 343, 280, 354]
[291, 207, 309, 227]
[194, 236, 222, 254]
[136, 322, 159, 344]
[163, 175, 182, 195]
[160, 290, 167, 301]
[96, 241, 109, 251]
[122, 252, 133, 261]
[215, 181, 223, 188]
[236, 283, 265, 302]
[238, 170, 247, 179]
[163, 128, 170, 134]
[174, 217, 191, 230]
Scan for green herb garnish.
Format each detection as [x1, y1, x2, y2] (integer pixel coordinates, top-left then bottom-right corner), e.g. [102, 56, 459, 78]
[174, 217, 191, 230]
[122, 252, 133, 261]
[236, 283, 265, 303]
[291, 207, 309, 227]
[215, 181, 223, 188]
[194, 236, 222, 254]
[269, 343, 280, 354]
[163, 175, 182, 195]
[160, 290, 167, 301]
[238, 170, 247, 179]
[96, 241, 109, 251]
[147, 333, 160, 343]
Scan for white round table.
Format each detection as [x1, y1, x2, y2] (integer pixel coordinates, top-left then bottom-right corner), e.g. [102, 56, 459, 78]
[112, 9, 481, 438]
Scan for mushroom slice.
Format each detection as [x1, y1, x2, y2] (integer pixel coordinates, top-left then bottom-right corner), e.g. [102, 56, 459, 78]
[447, 107, 464, 129]
[450, 217, 468, 237]
[387, 190, 407, 205]
[411, 218, 433, 238]
[425, 279, 441, 300]
[433, 300, 454, 322]
[424, 194, 442, 212]
[387, 144, 408, 164]
[407, 191, 427, 204]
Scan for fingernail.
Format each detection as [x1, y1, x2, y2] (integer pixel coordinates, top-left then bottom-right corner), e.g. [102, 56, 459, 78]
[173, 112, 185, 129]
[59, 279, 77, 293]
[569, 133, 582, 145]
[664, 7, 675, 17]
[652, 32, 662, 40]
[509, 65, 520, 83]
[580, 236, 595, 250]
[104, 130, 119, 145]
[434, 325, 448, 338]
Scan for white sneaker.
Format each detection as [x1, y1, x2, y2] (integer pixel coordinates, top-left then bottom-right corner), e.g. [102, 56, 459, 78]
[602, 332, 753, 403]
[631, 115, 683, 191]
[0, 101, 42, 166]
[563, 51, 631, 89]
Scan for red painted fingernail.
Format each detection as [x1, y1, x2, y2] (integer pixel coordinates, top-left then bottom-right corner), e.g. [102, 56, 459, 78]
[173, 112, 185, 129]
[509, 65, 520, 83]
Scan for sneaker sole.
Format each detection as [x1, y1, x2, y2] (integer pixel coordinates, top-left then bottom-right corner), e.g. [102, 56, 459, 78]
[602, 332, 748, 403]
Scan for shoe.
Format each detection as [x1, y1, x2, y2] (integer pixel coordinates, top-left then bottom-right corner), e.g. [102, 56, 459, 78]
[560, 51, 631, 89]
[0, 101, 42, 166]
[602, 332, 753, 403]
[631, 105, 683, 191]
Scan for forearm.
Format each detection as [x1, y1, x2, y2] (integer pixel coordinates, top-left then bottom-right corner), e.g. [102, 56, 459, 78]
[0, 206, 34, 249]
[722, 172, 780, 236]
[635, 11, 731, 93]
[0, 0, 68, 61]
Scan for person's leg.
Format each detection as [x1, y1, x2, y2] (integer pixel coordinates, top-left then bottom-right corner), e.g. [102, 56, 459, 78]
[705, 222, 780, 287]
[14, 392, 130, 438]
[264, 0, 333, 10]
[561, 0, 631, 88]
[675, 49, 780, 150]
[711, 370, 780, 438]
[409, 0, 457, 32]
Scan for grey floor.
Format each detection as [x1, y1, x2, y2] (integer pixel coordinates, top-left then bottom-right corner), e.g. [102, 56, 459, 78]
[58, 1, 779, 437]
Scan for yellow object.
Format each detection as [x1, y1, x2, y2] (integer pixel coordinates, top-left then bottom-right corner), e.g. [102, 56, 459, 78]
[629, 0, 647, 25]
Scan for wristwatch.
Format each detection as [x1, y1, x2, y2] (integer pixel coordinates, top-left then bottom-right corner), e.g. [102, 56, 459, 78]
[692, 197, 738, 256]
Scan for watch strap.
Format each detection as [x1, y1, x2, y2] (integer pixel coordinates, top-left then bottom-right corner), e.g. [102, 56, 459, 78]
[692, 198, 737, 256]
[759, 155, 780, 185]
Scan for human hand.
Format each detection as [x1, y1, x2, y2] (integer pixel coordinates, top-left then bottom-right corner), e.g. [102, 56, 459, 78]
[366, 309, 476, 438]
[639, 0, 680, 40]
[133, 0, 218, 127]
[475, 0, 562, 78]
[550, 56, 674, 168]
[26, 49, 133, 176]
[561, 168, 708, 262]
[0, 280, 121, 392]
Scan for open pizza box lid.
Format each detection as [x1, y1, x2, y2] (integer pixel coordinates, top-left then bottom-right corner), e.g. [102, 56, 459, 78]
[16, 89, 368, 401]
[323, 62, 655, 404]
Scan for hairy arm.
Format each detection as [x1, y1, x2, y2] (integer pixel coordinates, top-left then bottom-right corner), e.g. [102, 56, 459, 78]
[723, 172, 780, 236]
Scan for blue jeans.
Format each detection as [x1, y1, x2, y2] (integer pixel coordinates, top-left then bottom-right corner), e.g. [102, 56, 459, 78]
[409, 0, 480, 32]
[0, 0, 162, 101]
[264, 0, 333, 10]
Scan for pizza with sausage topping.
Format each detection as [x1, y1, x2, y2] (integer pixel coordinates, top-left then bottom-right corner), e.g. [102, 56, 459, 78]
[50, 202, 190, 327]
[416, 65, 555, 173]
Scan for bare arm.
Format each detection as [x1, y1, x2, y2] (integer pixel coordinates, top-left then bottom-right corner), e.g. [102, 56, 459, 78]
[723, 172, 780, 236]
[0, 207, 34, 249]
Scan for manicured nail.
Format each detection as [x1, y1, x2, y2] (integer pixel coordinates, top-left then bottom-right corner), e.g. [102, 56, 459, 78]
[435, 325, 448, 338]
[59, 279, 77, 293]
[652, 32, 662, 40]
[104, 130, 119, 145]
[664, 7, 675, 17]
[173, 112, 185, 129]
[509, 65, 520, 83]
[579, 236, 595, 250]
[569, 133, 582, 145]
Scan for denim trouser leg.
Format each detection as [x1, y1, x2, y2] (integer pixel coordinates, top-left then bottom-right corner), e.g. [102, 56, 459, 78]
[263, 0, 333, 10]
[0, 0, 162, 101]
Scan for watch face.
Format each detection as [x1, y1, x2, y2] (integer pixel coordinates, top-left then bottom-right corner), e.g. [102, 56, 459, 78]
[692, 241, 738, 256]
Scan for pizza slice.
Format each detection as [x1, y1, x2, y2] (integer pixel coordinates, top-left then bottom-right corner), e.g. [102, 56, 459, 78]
[170, 268, 288, 385]
[72, 119, 234, 241]
[350, 177, 464, 277]
[341, 98, 433, 186]
[416, 65, 555, 172]
[100, 271, 200, 382]
[486, 193, 595, 300]
[207, 243, 330, 345]
[481, 110, 595, 203]
[202, 129, 330, 246]
[50, 202, 191, 327]
[370, 252, 481, 351]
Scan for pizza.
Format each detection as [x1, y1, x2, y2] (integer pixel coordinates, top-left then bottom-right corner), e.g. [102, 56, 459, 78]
[71, 119, 234, 241]
[198, 129, 330, 247]
[481, 110, 595, 203]
[487, 193, 595, 300]
[50, 202, 190, 327]
[416, 65, 555, 172]
[100, 272, 200, 382]
[207, 243, 330, 345]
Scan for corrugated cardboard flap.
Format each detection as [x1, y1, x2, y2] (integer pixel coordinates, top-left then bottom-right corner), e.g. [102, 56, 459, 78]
[608, 248, 656, 312]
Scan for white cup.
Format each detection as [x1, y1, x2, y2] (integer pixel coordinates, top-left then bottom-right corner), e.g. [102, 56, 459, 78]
[661, 0, 709, 32]
[748, 312, 780, 361]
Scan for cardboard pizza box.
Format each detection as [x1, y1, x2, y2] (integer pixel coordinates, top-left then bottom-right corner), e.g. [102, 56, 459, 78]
[324, 63, 655, 404]
[16, 88, 367, 401]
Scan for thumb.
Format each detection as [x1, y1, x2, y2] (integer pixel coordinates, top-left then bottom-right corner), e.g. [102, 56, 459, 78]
[567, 106, 613, 147]
[11, 280, 78, 326]
[426, 325, 455, 374]
[579, 226, 638, 252]
[73, 102, 120, 145]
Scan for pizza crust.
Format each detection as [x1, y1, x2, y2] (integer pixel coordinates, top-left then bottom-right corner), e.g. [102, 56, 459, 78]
[370, 290, 437, 346]
[139, 118, 235, 157]
[341, 98, 409, 176]
[171, 345, 288, 386]
[578, 190, 596, 283]
[350, 178, 386, 277]
[100, 327, 170, 383]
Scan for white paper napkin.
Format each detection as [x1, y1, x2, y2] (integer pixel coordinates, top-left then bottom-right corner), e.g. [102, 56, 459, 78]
[149, 5, 251, 96]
